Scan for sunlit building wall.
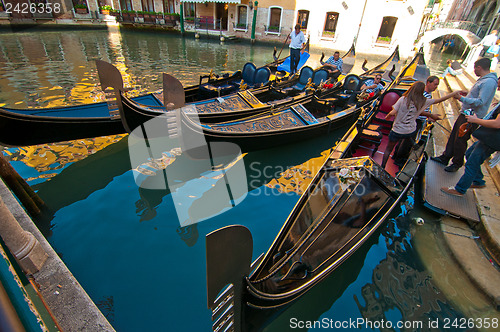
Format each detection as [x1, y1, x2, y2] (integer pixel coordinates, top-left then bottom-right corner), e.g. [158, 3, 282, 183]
[294, 0, 429, 58]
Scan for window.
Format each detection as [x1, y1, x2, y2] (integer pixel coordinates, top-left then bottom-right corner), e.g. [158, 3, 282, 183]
[236, 5, 248, 29]
[184, 3, 195, 19]
[141, 0, 154, 12]
[163, 0, 175, 14]
[323, 12, 339, 37]
[377, 16, 398, 43]
[297, 10, 309, 29]
[120, 0, 133, 11]
[267, 6, 282, 34]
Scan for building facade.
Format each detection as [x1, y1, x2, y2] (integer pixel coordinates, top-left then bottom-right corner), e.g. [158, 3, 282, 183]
[0, 0, 433, 57]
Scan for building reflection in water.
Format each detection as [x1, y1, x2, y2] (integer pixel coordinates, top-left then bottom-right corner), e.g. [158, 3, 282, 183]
[354, 200, 465, 330]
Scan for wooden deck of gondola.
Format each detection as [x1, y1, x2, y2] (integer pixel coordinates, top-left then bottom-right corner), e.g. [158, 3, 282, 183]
[423, 159, 480, 223]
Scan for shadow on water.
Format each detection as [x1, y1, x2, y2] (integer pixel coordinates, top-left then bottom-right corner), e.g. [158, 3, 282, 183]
[28, 125, 347, 239]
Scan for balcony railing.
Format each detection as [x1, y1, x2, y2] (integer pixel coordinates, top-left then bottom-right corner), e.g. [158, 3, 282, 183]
[426, 20, 487, 38]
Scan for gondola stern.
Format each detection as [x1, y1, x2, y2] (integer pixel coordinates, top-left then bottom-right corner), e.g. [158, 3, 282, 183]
[206, 225, 254, 332]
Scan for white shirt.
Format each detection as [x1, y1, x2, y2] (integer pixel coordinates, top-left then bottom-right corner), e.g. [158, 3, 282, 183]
[392, 97, 435, 134]
[482, 33, 498, 47]
[289, 30, 305, 49]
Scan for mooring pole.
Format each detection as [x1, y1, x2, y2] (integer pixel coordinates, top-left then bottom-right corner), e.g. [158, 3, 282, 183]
[250, 1, 258, 43]
[180, 3, 185, 34]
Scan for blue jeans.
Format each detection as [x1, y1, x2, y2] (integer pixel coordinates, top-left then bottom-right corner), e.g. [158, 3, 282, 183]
[290, 48, 301, 74]
[455, 141, 495, 193]
[442, 66, 460, 77]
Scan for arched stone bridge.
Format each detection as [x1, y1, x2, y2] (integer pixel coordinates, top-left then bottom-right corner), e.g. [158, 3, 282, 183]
[416, 28, 481, 54]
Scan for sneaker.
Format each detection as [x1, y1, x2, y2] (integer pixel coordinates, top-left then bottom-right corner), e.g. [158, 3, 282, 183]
[441, 186, 464, 197]
[430, 156, 448, 165]
[444, 164, 461, 172]
[470, 183, 486, 189]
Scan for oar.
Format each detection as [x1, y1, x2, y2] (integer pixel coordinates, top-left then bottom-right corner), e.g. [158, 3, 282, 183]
[434, 119, 451, 133]
[274, 33, 291, 62]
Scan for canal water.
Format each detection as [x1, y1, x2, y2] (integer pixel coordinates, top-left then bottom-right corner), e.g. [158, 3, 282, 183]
[1, 28, 498, 331]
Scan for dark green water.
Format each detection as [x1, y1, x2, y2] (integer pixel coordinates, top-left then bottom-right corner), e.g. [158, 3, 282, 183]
[0, 29, 491, 331]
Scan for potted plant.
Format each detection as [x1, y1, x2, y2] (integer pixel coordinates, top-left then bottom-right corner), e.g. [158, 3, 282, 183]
[322, 30, 335, 38]
[99, 5, 112, 15]
[268, 26, 279, 32]
[74, 4, 88, 14]
[236, 23, 247, 29]
[376, 36, 392, 44]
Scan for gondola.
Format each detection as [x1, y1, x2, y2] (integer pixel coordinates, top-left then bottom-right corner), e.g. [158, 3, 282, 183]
[117, 66, 332, 133]
[163, 48, 404, 153]
[361, 45, 400, 77]
[172, 80, 369, 153]
[117, 44, 358, 132]
[0, 54, 291, 147]
[205, 51, 430, 332]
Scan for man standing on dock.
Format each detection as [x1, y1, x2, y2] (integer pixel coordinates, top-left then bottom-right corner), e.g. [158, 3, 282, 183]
[441, 79, 500, 196]
[431, 58, 498, 172]
[479, 30, 498, 57]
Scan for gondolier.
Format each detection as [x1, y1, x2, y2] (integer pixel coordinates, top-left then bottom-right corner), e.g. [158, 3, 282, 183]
[289, 24, 306, 75]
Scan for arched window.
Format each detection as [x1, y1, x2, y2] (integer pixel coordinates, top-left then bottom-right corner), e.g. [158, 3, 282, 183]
[236, 5, 249, 30]
[323, 12, 339, 38]
[377, 16, 398, 43]
[298, 10, 309, 29]
[266, 6, 282, 34]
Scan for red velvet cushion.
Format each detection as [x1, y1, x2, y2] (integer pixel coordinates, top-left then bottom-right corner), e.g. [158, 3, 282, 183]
[379, 92, 400, 113]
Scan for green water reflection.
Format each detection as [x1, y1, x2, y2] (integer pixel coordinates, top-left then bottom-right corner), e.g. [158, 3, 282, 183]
[0, 28, 494, 331]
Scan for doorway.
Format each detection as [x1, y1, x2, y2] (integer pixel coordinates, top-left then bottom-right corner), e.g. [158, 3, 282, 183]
[216, 3, 228, 30]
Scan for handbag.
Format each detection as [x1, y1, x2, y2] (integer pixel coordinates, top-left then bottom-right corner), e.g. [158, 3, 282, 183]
[458, 122, 474, 137]
[472, 126, 500, 151]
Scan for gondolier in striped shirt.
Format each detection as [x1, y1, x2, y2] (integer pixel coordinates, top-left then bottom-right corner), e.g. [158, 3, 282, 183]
[320, 51, 343, 81]
[289, 24, 306, 75]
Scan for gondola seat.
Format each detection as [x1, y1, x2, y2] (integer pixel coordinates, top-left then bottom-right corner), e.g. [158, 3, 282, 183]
[378, 91, 400, 114]
[312, 69, 329, 86]
[197, 82, 238, 99]
[291, 66, 314, 90]
[253, 67, 271, 87]
[280, 66, 314, 96]
[232, 63, 273, 89]
[241, 62, 257, 84]
[359, 124, 383, 156]
[329, 74, 362, 107]
[374, 91, 401, 132]
[198, 62, 257, 98]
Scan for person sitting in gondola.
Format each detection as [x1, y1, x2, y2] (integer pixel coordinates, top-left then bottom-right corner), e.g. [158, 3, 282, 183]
[360, 74, 384, 96]
[381, 81, 463, 169]
[320, 51, 343, 82]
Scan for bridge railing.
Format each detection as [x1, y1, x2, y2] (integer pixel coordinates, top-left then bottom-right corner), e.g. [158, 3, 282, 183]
[426, 20, 486, 38]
